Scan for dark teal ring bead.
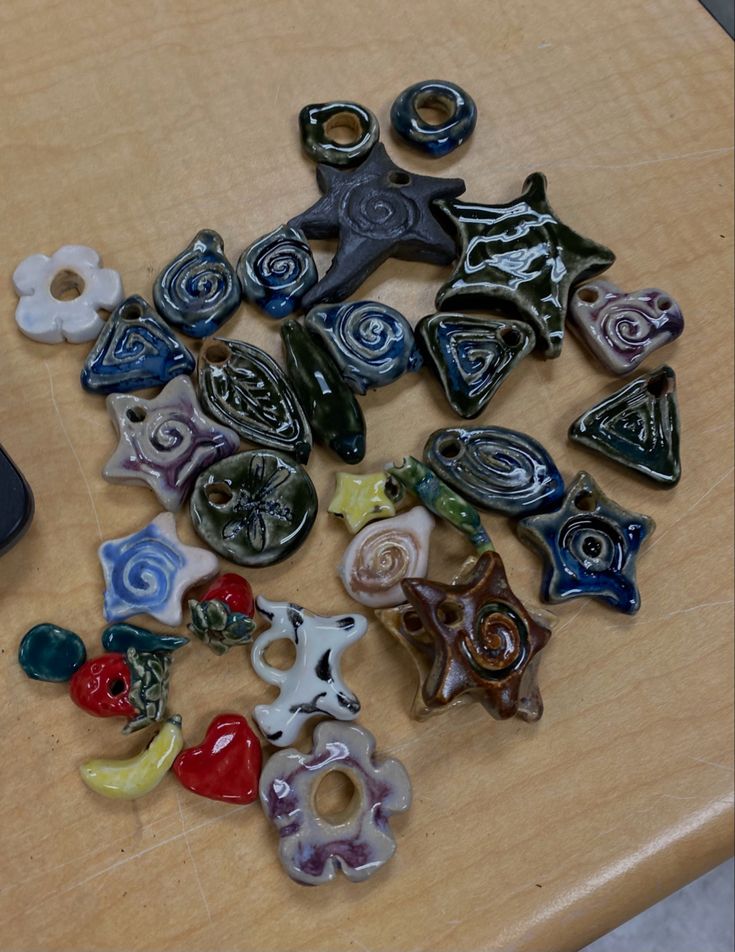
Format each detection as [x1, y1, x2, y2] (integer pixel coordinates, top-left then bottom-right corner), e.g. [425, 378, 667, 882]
[299, 101, 379, 167]
[390, 80, 477, 157]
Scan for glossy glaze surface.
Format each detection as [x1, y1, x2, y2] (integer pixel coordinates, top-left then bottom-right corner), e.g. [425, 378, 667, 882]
[288, 142, 465, 308]
[98, 511, 218, 626]
[517, 471, 655, 614]
[173, 714, 262, 804]
[387, 455, 492, 553]
[328, 470, 405, 533]
[237, 225, 317, 319]
[100, 623, 189, 654]
[280, 319, 365, 463]
[0, 444, 34, 557]
[417, 313, 535, 418]
[299, 101, 379, 167]
[378, 551, 552, 720]
[390, 80, 477, 156]
[188, 573, 256, 654]
[18, 623, 87, 682]
[153, 229, 240, 339]
[251, 597, 366, 747]
[569, 280, 684, 374]
[103, 376, 240, 511]
[80, 295, 195, 394]
[190, 450, 317, 567]
[13, 244, 123, 343]
[197, 337, 312, 463]
[305, 300, 422, 394]
[424, 425, 565, 516]
[569, 365, 681, 485]
[260, 721, 411, 885]
[435, 173, 616, 357]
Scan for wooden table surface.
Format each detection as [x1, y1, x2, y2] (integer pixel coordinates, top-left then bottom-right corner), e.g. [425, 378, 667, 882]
[1, 2, 732, 950]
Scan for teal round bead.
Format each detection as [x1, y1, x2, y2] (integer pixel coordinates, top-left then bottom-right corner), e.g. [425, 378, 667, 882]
[19, 623, 87, 682]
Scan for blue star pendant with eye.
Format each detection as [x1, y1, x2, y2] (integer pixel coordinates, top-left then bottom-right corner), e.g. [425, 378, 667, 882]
[517, 471, 655, 614]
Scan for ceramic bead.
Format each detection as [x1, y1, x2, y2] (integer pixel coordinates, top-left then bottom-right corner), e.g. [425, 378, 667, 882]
[81, 295, 195, 394]
[390, 80, 477, 157]
[0, 443, 34, 557]
[288, 143, 465, 309]
[13, 245, 123, 343]
[281, 320, 366, 464]
[188, 573, 256, 654]
[237, 225, 317, 319]
[189, 450, 317, 567]
[101, 623, 189, 654]
[416, 313, 535, 418]
[517, 471, 655, 614]
[251, 597, 366, 746]
[304, 300, 422, 394]
[260, 721, 411, 885]
[153, 230, 241, 339]
[18, 623, 87, 682]
[98, 512, 218, 626]
[173, 714, 261, 804]
[328, 471, 405, 533]
[569, 280, 684, 375]
[424, 425, 565, 516]
[387, 455, 493, 553]
[338, 507, 435, 608]
[435, 173, 615, 357]
[568, 365, 681, 486]
[299, 101, 380, 167]
[103, 376, 241, 511]
[376, 552, 552, 720]
[197, 337, 312, 464]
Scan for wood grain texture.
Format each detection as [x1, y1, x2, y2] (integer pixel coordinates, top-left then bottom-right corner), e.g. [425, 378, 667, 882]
[0, 1, 732, 950]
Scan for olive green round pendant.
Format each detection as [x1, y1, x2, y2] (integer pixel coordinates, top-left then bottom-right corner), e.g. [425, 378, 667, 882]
[190, 450, 317, 567]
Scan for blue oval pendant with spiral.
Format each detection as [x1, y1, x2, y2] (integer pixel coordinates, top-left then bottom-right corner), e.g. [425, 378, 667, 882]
[238, 225, 317, 319]
[304, 300, 422, 394]
[154, 230, 241, 339]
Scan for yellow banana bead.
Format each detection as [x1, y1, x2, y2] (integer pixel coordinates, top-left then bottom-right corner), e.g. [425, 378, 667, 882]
[80, 714, 183, 800]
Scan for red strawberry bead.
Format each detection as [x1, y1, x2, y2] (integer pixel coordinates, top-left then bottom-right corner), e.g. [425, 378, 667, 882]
[69, 653, 136, 720]
[199, 573, 254, 617]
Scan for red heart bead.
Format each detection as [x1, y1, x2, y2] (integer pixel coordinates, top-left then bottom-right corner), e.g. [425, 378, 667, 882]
[173, 714, 262, 804]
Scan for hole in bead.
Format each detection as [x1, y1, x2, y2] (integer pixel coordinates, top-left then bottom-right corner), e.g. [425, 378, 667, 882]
[205, 482, 234, 507]
[647, 371, 674, 398]
[582, 536, 603, 558]
[263, 638, 296, 671]
[108, 678, 126, 697]
[437, 438, 462, 459]
[384, 475, 403, 503]
[313, 769, 360, 825]
[388, 170, 412, 187]
[202, 341, 231, 365]
[119, 300, 144, 322]
[500, 327, 523, 348]
[656, 296, 672, 311]
[125, 406, 147, 423]
[577, 286, 599, 304]
[403, 610, 424, 633]
[50, 270, 85, 301]
[436, 600, 463, 627]
[574, 490, 597, 512]
[414, 91, 456, 126]
[323, 111, 362, 146]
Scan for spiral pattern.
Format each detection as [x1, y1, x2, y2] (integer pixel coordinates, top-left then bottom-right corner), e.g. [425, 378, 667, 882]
[460, 602, 527, 679]
[599, 303, 654, 352]
[346, 183, 417, 240]
[142, 410, 194, 457]
[108, 534, 185, 616]
[239, 225, 317, 318]
[353, 534, 416, 595]
[559, 516, 624, 574]
[167, 252, 234, 316]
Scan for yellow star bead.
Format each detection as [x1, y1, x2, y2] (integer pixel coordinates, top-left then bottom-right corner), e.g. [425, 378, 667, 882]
[328, 471, 403, 534]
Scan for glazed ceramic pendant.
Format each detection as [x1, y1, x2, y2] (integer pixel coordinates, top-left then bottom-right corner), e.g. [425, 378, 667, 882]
[153, 230, 241, 339]
[237, 225, 317, 319]
[260, 721, 411, 885]
[304, 300, 422, 394]
[189, 450, 317, 567]
[517, 471, 655, 613]
[387, 456, 493, 553]
[80, 715, 183, 800]
[103, 376, 240, 511]
[197, 337, 312, 464]
[299, 101, 380, 167]
[0, 443, 34, 556]
[569, 280, 684, 374]
[339, 507, 435, 608]
[424, 426, 565, 516]
[173, 714, 262, 804]
[376, 552, 552, 720]
[416, 313, 535, 418]
[13, 245, 123, 343]
[251, 597, 366, 746]
[328, 471, 405, 533]
[19, 623, 87, 682]
[435, 173, 616, 357]
[568, 365, 681, 486]
[188, 573, 256, 654]
[288, 143, 465, 308]
[101, 623, 189, 654]
[80, 295, 195, 394]
[390, 80, 477, 157]
[281, 320, 366, 464]
[99, 512, 218, 626]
